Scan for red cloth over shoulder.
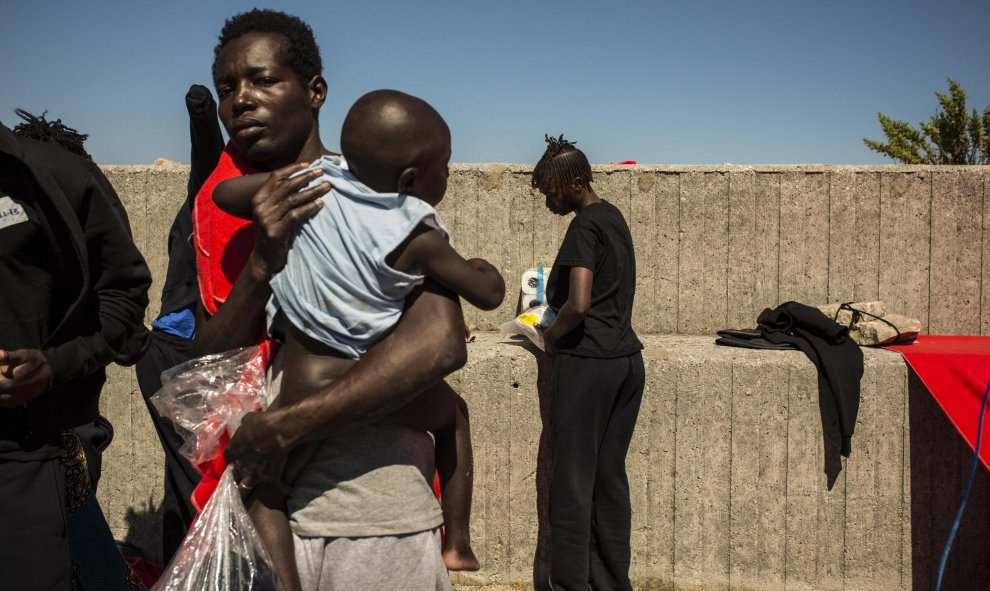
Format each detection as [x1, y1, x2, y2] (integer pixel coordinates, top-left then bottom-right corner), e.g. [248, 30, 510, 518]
[193, 142, 258, 315]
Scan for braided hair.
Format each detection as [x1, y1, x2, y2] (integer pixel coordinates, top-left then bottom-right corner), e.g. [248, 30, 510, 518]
[12, 109, 92, 161]
[531, 134, 591, 196]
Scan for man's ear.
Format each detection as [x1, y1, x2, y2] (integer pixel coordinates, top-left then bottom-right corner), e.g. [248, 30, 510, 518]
[569, 176, 586, 194]
[397, 166, 418, 194]
[307, 75, 328, 109]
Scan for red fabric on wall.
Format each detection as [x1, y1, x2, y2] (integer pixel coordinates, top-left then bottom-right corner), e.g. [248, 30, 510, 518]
[885, 335, 990, 472]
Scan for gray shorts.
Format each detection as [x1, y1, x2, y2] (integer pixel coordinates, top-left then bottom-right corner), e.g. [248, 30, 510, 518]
[293, 528, 453, 591]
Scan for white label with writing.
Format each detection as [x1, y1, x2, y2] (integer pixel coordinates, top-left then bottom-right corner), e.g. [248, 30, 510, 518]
[0, 196, 29, 230]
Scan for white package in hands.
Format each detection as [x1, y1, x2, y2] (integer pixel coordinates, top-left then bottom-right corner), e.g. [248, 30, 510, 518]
[499, 304, 556, 350]
[150, 346, 268, 465]
[151, 466, 281, 591]
[519, 265, 550, 310]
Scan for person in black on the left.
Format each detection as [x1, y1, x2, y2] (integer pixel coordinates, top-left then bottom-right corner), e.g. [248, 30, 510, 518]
[0, 113, 152, 590]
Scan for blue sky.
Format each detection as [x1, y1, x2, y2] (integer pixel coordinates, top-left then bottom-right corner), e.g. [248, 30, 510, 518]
[2, 0, 987, 165]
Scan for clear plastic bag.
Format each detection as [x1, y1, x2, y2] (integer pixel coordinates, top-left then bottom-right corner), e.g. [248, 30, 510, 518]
[150, 346, 268, 466]
[499, 304, 556, 350]
[151, 466, 281, 591]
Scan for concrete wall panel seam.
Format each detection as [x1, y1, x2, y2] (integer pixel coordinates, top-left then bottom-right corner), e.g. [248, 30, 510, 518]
[927, 172, 934, 333]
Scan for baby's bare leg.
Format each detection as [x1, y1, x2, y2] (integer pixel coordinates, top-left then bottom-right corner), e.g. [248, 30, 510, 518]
[246, 394, 325, 591]
[247, 480, 301, 591]
[389, 381, 479, 571]
[436, 392, 480, 571]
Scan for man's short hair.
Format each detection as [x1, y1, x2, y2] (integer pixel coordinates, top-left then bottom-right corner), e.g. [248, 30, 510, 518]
[213, 9, 323, 85]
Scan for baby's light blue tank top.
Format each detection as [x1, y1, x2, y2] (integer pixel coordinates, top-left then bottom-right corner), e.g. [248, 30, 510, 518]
[267, 156, 449, 358]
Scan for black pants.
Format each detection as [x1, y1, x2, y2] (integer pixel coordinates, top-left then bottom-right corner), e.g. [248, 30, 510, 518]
[0, 454, 71, 590]
[135, 329, 200, 562]
[549, 352, 645, 591]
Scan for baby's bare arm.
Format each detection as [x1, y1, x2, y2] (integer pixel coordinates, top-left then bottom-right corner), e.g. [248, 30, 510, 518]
[214, 162, 329, 220]
[391, 225, 506, 311]
[214, 173, 274, 219]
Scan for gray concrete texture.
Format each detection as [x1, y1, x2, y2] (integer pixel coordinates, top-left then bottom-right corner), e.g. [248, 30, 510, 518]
[102, 163, 990, 336]
[96, 164, 990, 589]
[452, 335, 989, 591]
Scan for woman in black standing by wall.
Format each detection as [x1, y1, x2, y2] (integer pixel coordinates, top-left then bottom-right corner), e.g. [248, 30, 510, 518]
[532, 135, 645, 591]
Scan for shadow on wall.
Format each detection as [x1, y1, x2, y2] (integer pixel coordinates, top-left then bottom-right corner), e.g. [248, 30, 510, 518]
[816, 372, 845, 490]
[118, 497, 164, 565]
[909, 372, 990, 591]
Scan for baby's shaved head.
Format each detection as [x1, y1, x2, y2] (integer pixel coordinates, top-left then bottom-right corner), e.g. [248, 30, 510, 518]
[341, 90, 450, 193]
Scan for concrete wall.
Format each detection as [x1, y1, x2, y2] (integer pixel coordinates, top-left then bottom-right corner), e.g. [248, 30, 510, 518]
[96, 164, 990, 589]
[103, 163, 990, 335]
[445, 335, 990, 591]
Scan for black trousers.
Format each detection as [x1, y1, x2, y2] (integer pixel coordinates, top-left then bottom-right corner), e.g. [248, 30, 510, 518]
[135, 329, 200, 562]
[0, 455, 71, 590]
[549, 352, 645, 591]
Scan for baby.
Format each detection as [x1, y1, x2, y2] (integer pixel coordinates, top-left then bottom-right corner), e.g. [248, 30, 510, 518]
[214, 90, 503, 589]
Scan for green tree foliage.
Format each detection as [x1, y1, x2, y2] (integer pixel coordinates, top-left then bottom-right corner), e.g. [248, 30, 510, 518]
[864, 78, 990, 164]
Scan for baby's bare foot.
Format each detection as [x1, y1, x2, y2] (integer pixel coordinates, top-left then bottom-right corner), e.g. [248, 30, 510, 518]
[443, 546, 480, 571]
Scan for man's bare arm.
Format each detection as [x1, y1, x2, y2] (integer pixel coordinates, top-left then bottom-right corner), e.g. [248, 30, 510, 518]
[192, 253, 272, 356]
[224, 279, 468, 482]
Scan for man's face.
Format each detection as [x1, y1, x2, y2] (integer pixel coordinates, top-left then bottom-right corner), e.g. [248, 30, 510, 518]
[213, 32, 324, 169]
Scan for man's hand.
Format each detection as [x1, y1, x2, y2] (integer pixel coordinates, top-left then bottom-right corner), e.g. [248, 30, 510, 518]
[225, 409, 292, 488]
[250, 163, 330, 277]
[0, 349, 53, 408]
